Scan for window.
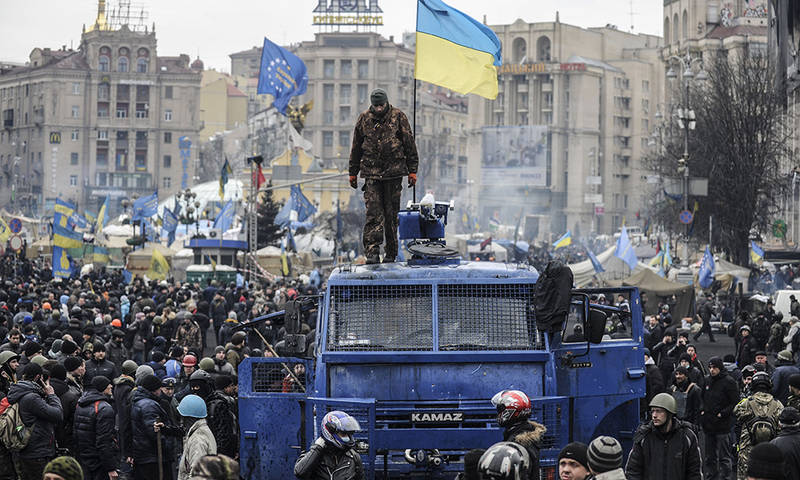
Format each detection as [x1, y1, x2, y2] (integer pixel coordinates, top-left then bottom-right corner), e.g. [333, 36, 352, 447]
[340, 60, 352, 78]
[339, 131, 350, 148]
[69, 175, 78, 186]
[96, 148, 108, 166]
[378, 60, 390, 79]
[357, 84, 368, 105]
[357, 60, 369, 79]
[163, 176, 171, 188]
[137, 58, 148, 73]
[96, 172, 107, 186]
[163, 155, 172, 168]
[340, 84, 351, 105]
[164, 110, 172, 121]
[323, 131, 333, 147]
[324, 110, 334, 123]
[339, 106, 351, 123]
[71, 130, 79, 141]
[71, 106, 80, 118]
[97, 103, 109, 118]
[70, 153, 79, 165]
[323, 60, 335, 79]
[323, 84, 334, 101]
[117, 84, 129, 101]
[116, 104, 128, 118]
[72, 82, 81, 95]
[165, 86, 173, 99]
[98, 130, 108, 140]
[164, 132, 172, 143]
[642, 80, 650, 92]
[118, 57, 129, 73]
[98, 83, 110, 100]
[117, 130, 129, 141]
[99, 56, 109, 72]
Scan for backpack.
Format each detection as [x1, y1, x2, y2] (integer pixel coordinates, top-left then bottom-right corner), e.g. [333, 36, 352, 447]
[0, 399, 31, 452]
[746, 403, 779, 445]
[752, 316, 770, 343]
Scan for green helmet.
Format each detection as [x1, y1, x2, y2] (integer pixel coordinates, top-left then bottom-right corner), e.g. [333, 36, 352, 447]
[0, 351, 20, 366]
[649, 393, 677, 415]
[31, 355, 47, 367]
[198, 357, 215, 372]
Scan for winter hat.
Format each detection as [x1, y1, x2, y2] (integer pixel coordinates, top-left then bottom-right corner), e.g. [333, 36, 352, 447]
[215, 374, 233, 390]
[93, 341, 106, 353]
[778, 350, 793, 363]
[708, 357, 724, 370]
[231, 331, 247, 345]
[24, 341, 42, 357]
[50, 339, 63, 356]
[746, 442, 785, 480]
[43, 456, 83, 480]
[227, 311, 237, 321]
[723, 354, 736, 363]
[91, 375, 111, 393]
[674, 365, 689, 375]
[135, 365, 155, 383]
[587, 436, 623, 473]
[64, 356, 83, 373]
[779, 407, 800, 426]
[189, 454, 239, 480]
[61, 339, 78, 355]
[790, 374, 800, 390]
[370, 88, 388, 106]
[558, 442, 589, 470]
[678, 353, 692, 364]
[151, 351, 165, 363]
[47, 363, 67, 381]
[121, 360, 138, 377]
[22, 362, 43, 380]
[215, 345, 225, 354]
[83, 326, 94, 336]
[111, 329, 124, 339]
[141, 374, 163, 392]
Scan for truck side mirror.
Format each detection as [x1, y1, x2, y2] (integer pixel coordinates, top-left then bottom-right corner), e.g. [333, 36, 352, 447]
[586, 309, 607, 344]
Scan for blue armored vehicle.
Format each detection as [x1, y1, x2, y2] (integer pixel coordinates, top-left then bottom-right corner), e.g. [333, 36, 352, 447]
[238, 201, 645, 479]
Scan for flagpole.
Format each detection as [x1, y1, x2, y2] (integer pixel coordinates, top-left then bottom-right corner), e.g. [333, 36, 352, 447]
[412, 0, 419, 204]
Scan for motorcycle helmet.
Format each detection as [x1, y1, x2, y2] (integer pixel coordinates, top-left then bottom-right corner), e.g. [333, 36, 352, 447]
[478, 442, 531, 480]
[321, 410, 361, 449]
[491, 390, 531, 427]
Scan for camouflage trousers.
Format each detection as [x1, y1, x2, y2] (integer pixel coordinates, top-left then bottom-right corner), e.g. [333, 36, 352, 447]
[362, 178, 403, 258]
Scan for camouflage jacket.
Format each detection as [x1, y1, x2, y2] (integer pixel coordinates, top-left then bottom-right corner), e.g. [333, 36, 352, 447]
[349, 105, 419, 180]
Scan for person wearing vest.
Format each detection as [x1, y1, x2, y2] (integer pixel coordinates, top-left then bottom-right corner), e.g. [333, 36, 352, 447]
[734, 371, 784, 480]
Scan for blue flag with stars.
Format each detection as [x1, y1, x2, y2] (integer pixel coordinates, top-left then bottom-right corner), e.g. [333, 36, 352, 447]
[257, 36, 308, 115]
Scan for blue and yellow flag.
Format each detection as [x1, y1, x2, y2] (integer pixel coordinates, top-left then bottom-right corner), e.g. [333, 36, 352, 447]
[415, 0, 502, 99]
[53, 223, 83, 249]
[92, 246, 110, 264]
[52, 246, 72, 279]
[54, 198, 77, 228]
[96, 196, 110, 233]
[214, 200, 235, 233]
[219, 158, 233, 199]
[552, 231, 572, 250]
[750, 241, 764, 264]
[0, 216, 10, 242]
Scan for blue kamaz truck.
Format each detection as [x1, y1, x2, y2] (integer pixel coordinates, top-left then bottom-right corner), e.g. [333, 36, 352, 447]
[239, 202, 645, 479]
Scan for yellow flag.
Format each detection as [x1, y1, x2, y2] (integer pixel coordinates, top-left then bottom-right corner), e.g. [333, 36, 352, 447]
[146, 248, 170, 280]
[0, 217, 10, 242]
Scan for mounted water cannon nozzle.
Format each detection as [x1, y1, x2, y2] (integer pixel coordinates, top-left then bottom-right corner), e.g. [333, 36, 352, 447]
[398, 194, 459, 264]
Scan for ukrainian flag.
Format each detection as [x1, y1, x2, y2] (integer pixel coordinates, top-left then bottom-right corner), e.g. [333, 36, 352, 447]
[415, 0, 502, 99]
[0, 216, 10, 242]
[552, 231, 572, 250]
[750, 241, 764, 264]
[92, 246, 110, 264]
[53, 223, 83, 249]
[96, 195, 109, 233]
[54, 198, 76, 228]
[147, 248, 170, 281]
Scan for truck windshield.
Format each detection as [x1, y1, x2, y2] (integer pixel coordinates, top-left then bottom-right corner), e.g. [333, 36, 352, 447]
[327, 283, 541, 351]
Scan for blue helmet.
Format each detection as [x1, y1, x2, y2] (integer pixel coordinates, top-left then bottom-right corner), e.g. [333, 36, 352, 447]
[321, 411, 360, 449]
[177, 394, 207, 418]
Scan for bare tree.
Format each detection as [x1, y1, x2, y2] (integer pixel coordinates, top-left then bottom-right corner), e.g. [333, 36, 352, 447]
[647, 51, 790, 265]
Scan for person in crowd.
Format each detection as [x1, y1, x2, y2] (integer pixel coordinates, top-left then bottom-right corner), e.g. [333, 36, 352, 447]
[175, 394, 217, 480]
[41, 456, 84, 480]
[734, 371, 784, 479]
[556, 442, 590, 480]
[0, 328, 23, 354]
[745, 442, 785, 480]
[114, 360, 138, 466]
[6, 362, 63, 480]
[130, 374, 182, 480]
[491, 390, 544, 480]
[787, 374, 800, 410]
[148, 351, 168, 380]
[165, 346, 184, 379]
[176, 354, 197, 393]
[174, 315, 202, 355]
[625, 393, 702, 480]
[701, 356, 740, 480]
[587, 436, 626, 480]
[738, 325, 758, 367]
[643, 350, 664, 417]
[771, 406, 800, 480]
[741, 365, 757, 399]
[0, 351, 19, 398]
[772, 349, 800, 404]
[225, 332, 247, 372]
[294, 410, 364, 480]
[212, 346, 235, 377]
[84, 341, 117, 386]
[104, 329, 128, 370]
[694, 293, 716, 342]
[754, 351, 776, 375]
[676, 353, 705, 388]
[206, 375, 238, 459]
[670, 365, 703, 428]
[73, 376, 119, 480]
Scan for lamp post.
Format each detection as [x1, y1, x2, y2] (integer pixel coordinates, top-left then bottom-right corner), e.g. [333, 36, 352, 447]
[665, 52, 707, 266]
[177, 188, 203, 240]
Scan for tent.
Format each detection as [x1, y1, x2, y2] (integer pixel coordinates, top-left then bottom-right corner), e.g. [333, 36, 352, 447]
[620, 268, 695, 319]
[569, 246, 658, 288]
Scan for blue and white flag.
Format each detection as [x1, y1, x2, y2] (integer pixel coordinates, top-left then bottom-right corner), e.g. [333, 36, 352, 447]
[698, 246, 716, 289]
[257, 37, 308, 115]
[582, 242, 605, 274]
[614, 226, 638, 270]
[214, 200, 235, 233]
[132, 192, 158, 220]
[291, 185, 316, 223]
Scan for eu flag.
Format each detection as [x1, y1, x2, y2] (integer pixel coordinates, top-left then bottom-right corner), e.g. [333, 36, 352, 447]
[132, 192, 158, 221]
[291, 185, 316, 223]
[257, 37, 308, 115]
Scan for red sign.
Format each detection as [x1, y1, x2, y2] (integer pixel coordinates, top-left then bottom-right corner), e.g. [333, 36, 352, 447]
[594, 205, 605, 216]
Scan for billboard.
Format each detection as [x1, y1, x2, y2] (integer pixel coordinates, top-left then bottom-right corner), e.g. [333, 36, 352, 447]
[481, 126, 548, 187]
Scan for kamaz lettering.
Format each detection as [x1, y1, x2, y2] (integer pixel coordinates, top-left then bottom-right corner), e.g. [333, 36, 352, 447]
[410, 412, 464, 423]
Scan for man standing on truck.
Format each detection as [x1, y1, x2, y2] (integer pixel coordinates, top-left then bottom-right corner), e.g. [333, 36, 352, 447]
[348, 88, 419, 264]
[491, 390, 545, 480]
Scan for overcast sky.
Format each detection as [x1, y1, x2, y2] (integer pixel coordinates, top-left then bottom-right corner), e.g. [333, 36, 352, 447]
[0, 0, 663, 72]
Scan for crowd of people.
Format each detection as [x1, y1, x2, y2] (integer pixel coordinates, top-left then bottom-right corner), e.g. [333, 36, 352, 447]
[0, 252, 320, 480]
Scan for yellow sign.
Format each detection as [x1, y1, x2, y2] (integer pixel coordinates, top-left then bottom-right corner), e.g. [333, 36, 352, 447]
[49, 132, 61, 144]
[313, 15, 383, 25]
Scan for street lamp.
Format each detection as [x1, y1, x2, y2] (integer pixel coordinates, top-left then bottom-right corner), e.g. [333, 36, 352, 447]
[666, 52, 707, 266]
[177, 188, 204, 239]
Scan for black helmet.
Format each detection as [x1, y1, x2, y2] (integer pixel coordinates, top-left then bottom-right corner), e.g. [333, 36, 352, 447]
[478, 442, 531, 479]
[751, 371, 772, 393]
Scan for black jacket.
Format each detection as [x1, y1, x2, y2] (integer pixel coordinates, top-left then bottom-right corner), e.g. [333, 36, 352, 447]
[625, 419, 702, 480]
[74, 389, 119, 472]
[104, 340, 128, 369]
[503, 420, 545, 480]
[294, 442, 365, 480]
[130, 387, 181, 464]
[6, 380, 63, 459]
[737, 335, 758, 366]
[771, 426, 800, 480]
[50, 376, 79, 453]
[207, 390, 238, 458]
[671, 380, 703, 426]
[113, 375, 135, 458]
[84, 358, 118, 385]
[701, 370, 740, 434]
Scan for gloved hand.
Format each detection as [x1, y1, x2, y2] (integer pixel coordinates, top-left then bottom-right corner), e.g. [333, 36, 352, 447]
[314, 437, 328, 449]
[349, 176, 358, 189]
[408, 173, 417, 187]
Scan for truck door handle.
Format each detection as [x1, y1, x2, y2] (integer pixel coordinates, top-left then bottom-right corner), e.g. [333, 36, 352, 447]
[626, 368, 645, 379]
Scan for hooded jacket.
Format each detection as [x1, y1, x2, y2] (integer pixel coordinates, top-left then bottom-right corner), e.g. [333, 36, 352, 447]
[74, 388, 119, 473]
[113, 375, 135, 458]
[6, 380, 63, 459]
[84, 357, 118, 385]
[348, 105, 419, 180]
[504, 420, 546, 480]
[177, 419, 217, 480]
[701, 369, 740, 433]
[625, 418, 702, 480]
[104, 339, 128, 369]
[771, 425, 800, 480]
[130, 387, 181, 464]
[734, 390, 783, 448]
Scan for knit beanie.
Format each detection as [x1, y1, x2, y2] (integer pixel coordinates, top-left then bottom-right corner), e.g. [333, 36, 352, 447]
[48, 363, 67, 381]
[121, 360, 138, 377]
[779, 407, 800, 427]
[789, 374, 800, 390]
[141, 374, 162, 392]
[587, 436, 623, 473]
[61, 339, 78, 355]
[50, 339, 63, 356]
[63, 356, 82, 373]
[44, 456, 83, 480]
[135, 365, 155, 383]
[24, 341, 42, 357]
[708, 356, 724, 370]
[558, 442, 589, 470]
[214, 374, 233, 390]
[747, 442, 785, 480]
[91, 375, 111, 393]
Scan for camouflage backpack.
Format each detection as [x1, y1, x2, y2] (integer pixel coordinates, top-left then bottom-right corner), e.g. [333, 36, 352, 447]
[0, 398, 31, 452]
[745, 401, 780, 445]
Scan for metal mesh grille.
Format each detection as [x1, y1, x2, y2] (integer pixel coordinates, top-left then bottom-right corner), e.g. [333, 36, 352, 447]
[532, 400, 565, 450]
[328, 284, 433, 351]
[251, 360, 309, 393]
[438, 284, 540, 350]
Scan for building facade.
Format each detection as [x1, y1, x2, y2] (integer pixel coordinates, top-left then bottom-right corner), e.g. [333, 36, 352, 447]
[0, 3, 201, 217]
[468, 19, 664, 237]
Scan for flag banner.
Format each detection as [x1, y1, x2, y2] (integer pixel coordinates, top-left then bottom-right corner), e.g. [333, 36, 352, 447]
[132, 192, 158, 220]
[52, 246, 72, 279]
[146, 248, 170, 280]
[214, 200, 235, 233]
[583, 242, 605, 273]
[553, 231, 572, 249]
[257, 36, 309, 114]
[290, 185, 317, 223]
[614, 226, 638, 270]
[162, 207, 179, 234]
[280, 238, 291, 276]
[289, 123, 313, 152]
[219, 158, 233, 199]
[92, 246, 110, 265]
[649, 252, 664, 267]
[0, 216, 10, 242]
[286, 227, 297, 252]
[53, 223, 83, 249]
[122, 269, 133, 284]
[253, 164, 266, 190]
[54, 198, 77, 228]
[750, 241, 764, 264]
[415, 0, 502, 99]
[480, 236, 492, 251]
[96, 196, 110, 233]
[698, 246, 715, 288]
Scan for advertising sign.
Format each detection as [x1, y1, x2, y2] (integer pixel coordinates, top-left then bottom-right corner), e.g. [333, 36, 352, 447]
[481, 126, 548, 187]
